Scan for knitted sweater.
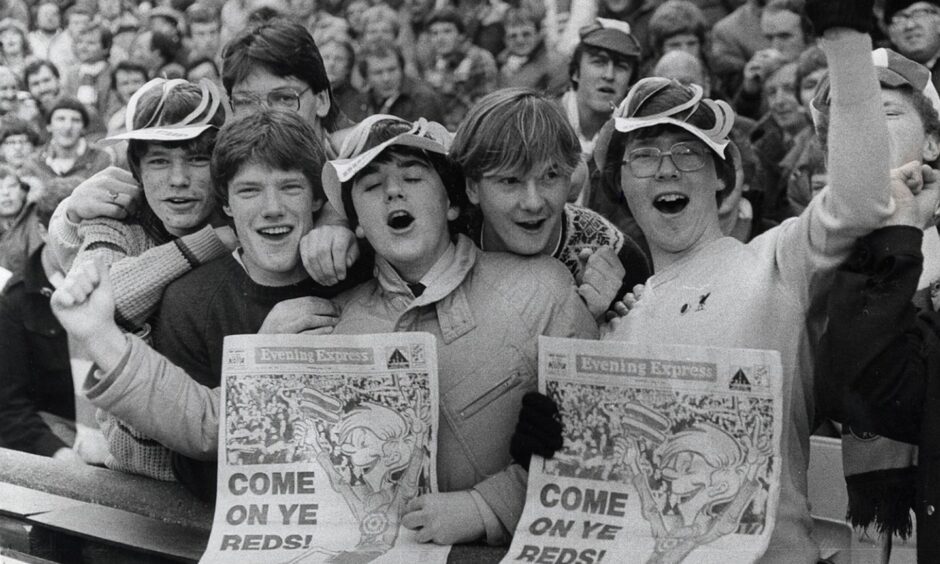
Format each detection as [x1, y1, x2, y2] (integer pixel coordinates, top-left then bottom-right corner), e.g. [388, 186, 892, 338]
[72, 212, 228, 331]
[605, 31, 891, 563]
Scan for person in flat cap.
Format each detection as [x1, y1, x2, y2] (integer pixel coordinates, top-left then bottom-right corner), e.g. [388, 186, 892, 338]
[559, 18, 643, 239]
[884, 0, 940, 92]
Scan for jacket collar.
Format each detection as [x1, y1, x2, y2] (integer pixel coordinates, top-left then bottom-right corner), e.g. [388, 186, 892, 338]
[374, 234, 478, 343]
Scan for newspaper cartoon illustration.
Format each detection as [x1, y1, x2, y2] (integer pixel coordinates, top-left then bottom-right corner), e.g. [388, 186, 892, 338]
[286, 396, 430, 563]
[201, 333, 450, 564]
[504, 337, 782, 564]
[613, 403, 772, 564]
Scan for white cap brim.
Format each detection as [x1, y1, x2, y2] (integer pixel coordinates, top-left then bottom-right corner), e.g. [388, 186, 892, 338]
[613, 116, 728, 158]
[99, 123, 217, 146]
[323, 132, 448, 221]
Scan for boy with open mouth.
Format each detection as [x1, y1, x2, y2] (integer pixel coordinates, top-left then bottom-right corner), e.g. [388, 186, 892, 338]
[517, 1, 899, 561]
[319, 115, 597, 546]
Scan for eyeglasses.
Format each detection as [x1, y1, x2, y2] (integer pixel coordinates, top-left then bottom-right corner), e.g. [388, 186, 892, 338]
[230, 86, 311, 113]
[623, 142, 707, 178]
[890, 7, 940, 27]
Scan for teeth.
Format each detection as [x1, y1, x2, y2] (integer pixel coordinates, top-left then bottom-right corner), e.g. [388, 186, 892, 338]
[259, 226, 291, 235]
[655, 194, 687, 203]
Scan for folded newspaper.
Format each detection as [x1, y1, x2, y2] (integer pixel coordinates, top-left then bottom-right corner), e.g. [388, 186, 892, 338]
[201, 332, 450, 564]
[504, 337, 783, 564]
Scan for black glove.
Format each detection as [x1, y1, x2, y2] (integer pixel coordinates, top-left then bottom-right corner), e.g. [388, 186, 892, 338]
[805, 0, 875, 35]
[510, 392, 563, 470]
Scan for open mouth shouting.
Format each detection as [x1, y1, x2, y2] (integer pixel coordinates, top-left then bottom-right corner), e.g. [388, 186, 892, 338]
[653, 193, 690, 215]
[387, 209, 416, 232]
[257, 224, 294, 241]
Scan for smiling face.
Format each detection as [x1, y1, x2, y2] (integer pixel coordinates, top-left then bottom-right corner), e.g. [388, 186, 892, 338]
[224, 165, 319, 286]
[620, 129, 724, 265]
[882, 86, 940, 168]
[574, 47, 633, 117]
[888, 2, 940, 63]
[0, 174, 25, 218]
[26, 65, 59, 107]
[764, 63, 806, 134]
[139, 144, 214, 236]
[75, 28, 104, 63]
[468, 161, 568, 256]
[798, 67, 826, 115]
[351, 152, 456, 283]
[189, 21, 220, 57]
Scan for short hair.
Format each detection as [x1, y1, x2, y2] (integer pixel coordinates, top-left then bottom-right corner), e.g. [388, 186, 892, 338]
[111, 60, 149, 91]
[794, 45, 826, 104]
[45, 96, 88, 126]
[450, 88, 580, 182]
[357, 39, 404, 77]
[0, 117, 41, 145]
[126, 82, 227, 183]
[648, 1, 708, 56]
[186, 3, 218, 26]
[361, 4, 399, 37]
[23, 60, 59, 84]
[79, 22, 113, 53]
[568, 44, 637, 90]
[339, 119, 468, 233]
[763, 0, 814, 40]
[504, 7, 541, 31]
[426, 8, 464, 35]
[222, 18, 340, 132]
[602, 83, 735, 204]
[210, 108, 327, 209]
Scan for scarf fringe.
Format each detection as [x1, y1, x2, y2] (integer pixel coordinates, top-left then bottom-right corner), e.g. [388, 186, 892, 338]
[845, 467, 917, 538]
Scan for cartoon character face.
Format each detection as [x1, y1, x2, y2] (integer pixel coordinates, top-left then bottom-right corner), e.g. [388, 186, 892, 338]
[340, 427, 385, 475]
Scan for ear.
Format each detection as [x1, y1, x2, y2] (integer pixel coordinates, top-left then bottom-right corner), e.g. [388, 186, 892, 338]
[354, 224, 365, 238]
[465, 180, 480, 206]
[924, 132, 940, 163]
[313, 89, 330, 118]
[222, 204, 232, 217]
[311, 198, 324, 215]
[446, 205, 459, 221]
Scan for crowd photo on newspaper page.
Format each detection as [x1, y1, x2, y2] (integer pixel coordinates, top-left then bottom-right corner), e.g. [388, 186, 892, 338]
[2, 0, 940, 562]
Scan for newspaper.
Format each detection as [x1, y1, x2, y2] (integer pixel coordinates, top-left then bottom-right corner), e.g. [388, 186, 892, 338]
[504, 337, 783, 564]
[201, 332, 450, 564]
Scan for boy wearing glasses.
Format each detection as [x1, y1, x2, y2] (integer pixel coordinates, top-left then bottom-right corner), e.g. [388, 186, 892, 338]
[587, 2, 893, 560]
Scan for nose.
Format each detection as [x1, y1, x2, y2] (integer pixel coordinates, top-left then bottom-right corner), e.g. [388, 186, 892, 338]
[601, 60, 616, 79]
[168, 159, 191, 188]
[519, 178, 545, 212]
[384, 180, 404, 201]
[261, 187, 285, 217]
[654, 154, 680, 180]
